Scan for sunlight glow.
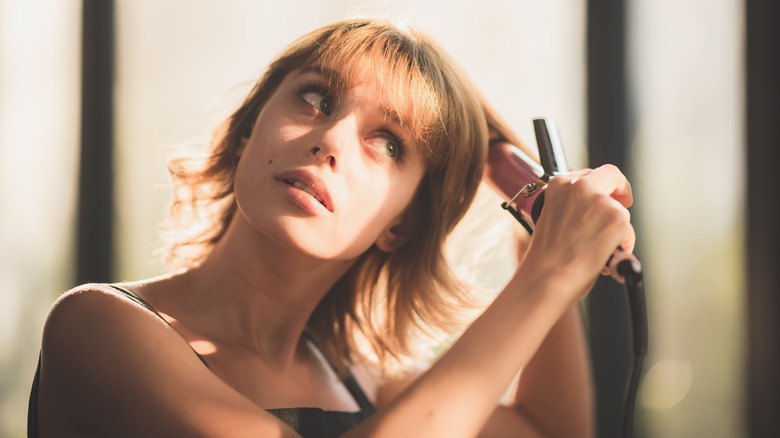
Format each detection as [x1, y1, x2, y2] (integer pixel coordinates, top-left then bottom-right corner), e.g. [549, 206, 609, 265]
[640, 359, 694, 411]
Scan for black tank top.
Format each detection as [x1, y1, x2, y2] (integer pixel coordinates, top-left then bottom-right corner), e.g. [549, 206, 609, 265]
[28, 285, 376, 438]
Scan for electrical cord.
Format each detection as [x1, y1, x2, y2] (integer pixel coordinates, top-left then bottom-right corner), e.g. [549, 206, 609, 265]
[617, 259, 648, 438]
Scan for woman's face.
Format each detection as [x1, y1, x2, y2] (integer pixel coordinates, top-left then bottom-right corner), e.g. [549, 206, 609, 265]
[233, 66, 427, 261]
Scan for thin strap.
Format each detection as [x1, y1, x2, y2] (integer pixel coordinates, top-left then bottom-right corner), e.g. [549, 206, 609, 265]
[111, 285, 373, 412]
[109, 285, 167, 322]
[339, 369, 376, 413]
[303, 330, 376, 413]
[109, 284, 209, 368]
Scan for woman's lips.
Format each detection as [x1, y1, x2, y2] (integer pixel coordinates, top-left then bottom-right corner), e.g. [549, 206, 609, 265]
[285, 180, 325, 205]
[275, 169, 334, 213]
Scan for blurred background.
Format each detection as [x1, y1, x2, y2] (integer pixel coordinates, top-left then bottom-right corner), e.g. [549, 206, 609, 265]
[2, 0, 776, 437]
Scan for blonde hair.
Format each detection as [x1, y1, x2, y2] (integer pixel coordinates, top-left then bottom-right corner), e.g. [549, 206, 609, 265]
[165, 19, 499, 372]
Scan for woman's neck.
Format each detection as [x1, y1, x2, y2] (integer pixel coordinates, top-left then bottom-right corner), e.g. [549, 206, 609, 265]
[168, 215, 356, 366]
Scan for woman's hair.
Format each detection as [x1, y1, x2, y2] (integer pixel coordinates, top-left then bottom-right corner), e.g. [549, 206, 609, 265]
[165, 18, 516, 372]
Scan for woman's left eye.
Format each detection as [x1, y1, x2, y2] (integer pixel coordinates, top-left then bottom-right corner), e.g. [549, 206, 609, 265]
[298, 88, 332, 116]
[372, 133, 403, 161]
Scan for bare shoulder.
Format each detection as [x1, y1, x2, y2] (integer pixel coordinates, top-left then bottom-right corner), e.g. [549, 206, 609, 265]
[41, 283, 172, 368]
[38, 283, 194, 435]
[38, 283, 295, 437]
[43, 283, 156, 357]
[46, 283, 152, 325]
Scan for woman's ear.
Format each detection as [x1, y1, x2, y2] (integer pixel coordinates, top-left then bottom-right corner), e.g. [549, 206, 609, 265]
[375, 215, 410, 252]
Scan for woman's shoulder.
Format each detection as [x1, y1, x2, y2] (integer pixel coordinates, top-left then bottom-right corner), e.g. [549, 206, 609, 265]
[37, 282, 293, 436]
[50, 281, 140, 305]
[43, 282, 160, 337]
[44, 273, 180, 327]
[40, 282, 183, 383]
[40, 278, 199, 376]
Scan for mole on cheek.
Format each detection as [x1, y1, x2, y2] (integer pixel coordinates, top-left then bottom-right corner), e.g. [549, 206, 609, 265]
[268, 160, 273, 164]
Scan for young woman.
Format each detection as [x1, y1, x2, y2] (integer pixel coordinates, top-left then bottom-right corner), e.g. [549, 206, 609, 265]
[29, 18, 634, 438]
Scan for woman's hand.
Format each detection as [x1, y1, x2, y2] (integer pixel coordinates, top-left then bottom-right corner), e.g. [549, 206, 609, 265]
[522, 164, 635, 304]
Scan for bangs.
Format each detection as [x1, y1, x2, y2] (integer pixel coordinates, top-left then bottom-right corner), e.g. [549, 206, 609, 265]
[300, 22, 446, 166]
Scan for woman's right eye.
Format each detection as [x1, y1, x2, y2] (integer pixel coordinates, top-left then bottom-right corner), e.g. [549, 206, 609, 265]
[299, 88, 332, 116]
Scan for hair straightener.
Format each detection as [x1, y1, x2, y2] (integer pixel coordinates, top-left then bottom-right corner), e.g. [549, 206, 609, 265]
[485, 119, 648, 438]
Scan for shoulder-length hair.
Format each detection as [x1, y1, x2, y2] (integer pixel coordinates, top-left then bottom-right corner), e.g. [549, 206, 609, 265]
[164, 18, 520, 372]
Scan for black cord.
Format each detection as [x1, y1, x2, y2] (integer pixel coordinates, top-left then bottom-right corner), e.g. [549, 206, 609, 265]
[617, 259, 648, 438]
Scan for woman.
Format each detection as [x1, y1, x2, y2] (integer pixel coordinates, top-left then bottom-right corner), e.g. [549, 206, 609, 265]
[29, 18, 634, 437]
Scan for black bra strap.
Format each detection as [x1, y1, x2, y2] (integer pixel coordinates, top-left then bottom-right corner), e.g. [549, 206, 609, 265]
[111, 285, 374, 412]
[109, 284, 209, 368]
[339, 368, 376, 413]
[303, 330, 376, 413]
[109, 285, 167, 322]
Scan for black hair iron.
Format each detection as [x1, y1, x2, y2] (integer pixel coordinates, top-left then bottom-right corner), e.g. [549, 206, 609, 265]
[486, 119, 648, 438]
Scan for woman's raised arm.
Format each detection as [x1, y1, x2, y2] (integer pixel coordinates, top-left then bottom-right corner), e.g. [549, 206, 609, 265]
[342, 164, 633, 438]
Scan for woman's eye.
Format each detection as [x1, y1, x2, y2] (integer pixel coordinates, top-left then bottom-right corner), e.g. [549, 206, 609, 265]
[383, 139, 398, 159]
[299, 89, 332, 116]
[372, 133, 402, 160]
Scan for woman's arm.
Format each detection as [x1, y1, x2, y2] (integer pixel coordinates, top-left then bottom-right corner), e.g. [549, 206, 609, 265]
[507, 304, 593, 437]
[374, 300, 593, 438]
[348, 165, 632, 438]
[373, 307, 592, 438]
[352, 261, 581, 438]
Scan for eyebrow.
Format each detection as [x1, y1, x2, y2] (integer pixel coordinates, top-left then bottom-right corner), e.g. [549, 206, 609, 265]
[296, 65, 410, 135]
[381, 105, 403, 127]
[295, 66, 349, 90]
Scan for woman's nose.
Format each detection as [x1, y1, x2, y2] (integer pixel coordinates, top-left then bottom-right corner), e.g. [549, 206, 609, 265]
[310, 115, 357, 171]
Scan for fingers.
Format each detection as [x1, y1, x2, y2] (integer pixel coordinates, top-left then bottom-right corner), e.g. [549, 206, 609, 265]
[539, 163, 636, 267]
[554, 164, 633, 208]
[574, 164, 635, 252]
[591, 164, 633, 208]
